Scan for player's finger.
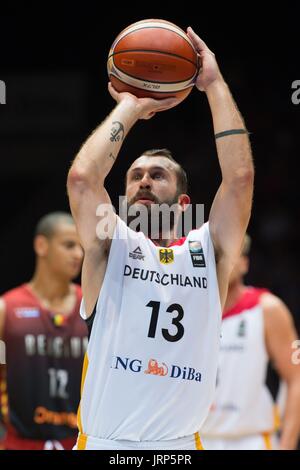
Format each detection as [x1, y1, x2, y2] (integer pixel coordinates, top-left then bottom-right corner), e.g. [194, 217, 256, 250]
[108, 82, 118, 100]
[187, 27, 208, 52]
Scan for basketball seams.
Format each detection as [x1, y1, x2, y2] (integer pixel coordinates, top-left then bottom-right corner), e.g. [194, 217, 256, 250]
[108, 49, 198, 68]
[112, 25, 197, 57]
[109, 61, 196, 92]
[115, 21, 190, 41]
[111, 63, 197, 85]
[116, 18, 188, 36]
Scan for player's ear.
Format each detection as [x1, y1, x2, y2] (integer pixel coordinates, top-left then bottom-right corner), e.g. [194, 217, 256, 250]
[178, 194, 190, 212]
[34, 235, 49, 257]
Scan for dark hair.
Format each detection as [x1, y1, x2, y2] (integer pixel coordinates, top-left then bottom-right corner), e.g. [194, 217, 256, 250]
[34, 212, 74, 239]
[126, 148, 188, 194]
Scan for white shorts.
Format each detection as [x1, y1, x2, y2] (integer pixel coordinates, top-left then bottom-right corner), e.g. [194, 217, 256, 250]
[74, 432, 204, 450]
[201, 433, 279, 450]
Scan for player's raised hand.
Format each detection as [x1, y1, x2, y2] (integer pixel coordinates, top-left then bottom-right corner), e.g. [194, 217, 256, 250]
[187, 27, 223, 92]
[108, 82, 180, 120]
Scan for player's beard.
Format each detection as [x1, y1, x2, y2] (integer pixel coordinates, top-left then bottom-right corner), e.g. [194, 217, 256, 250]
[126, 191, 180, 239]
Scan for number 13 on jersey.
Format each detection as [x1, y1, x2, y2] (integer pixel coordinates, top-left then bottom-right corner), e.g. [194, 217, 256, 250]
[146, 300, 184, 342]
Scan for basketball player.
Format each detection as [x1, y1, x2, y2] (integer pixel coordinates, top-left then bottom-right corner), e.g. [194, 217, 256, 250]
[67, 28, 254, 450]
[0, 212, 88, 450]
[201, 235, 300, 450]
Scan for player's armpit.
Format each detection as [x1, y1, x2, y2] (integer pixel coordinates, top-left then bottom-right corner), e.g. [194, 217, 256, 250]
[80, 244, 110, 318]
[209, 177, 253, 308]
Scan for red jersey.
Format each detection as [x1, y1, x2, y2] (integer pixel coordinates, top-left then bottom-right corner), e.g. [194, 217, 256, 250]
[0, 283, 87, 449]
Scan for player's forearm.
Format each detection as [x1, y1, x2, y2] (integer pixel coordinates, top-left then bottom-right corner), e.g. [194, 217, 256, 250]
[69, 99, 140, 186]
[205, 79, 254, 184]
[279, 379, 300, 449]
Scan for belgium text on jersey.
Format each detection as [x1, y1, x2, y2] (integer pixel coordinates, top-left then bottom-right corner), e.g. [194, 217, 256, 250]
[24, 334, 88, 358]
[124, 265, 208, 288]
[95, 197, 204, 240]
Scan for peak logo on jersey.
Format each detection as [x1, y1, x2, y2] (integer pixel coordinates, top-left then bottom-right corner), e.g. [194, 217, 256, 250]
[144, 359, 168, 376]
[159, 248, 174, 264]
[15, 308, 40, 319]
[129, 246, 145, 260]
[111, 355, 202, 383]
[189, 241, 206, 268]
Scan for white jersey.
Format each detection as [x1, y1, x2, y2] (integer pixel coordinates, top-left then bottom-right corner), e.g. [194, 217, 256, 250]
[201, 287, 278, 438]
[77, 217, 221, 445]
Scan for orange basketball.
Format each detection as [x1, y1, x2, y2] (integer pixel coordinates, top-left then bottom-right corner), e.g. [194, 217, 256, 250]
[107, 19, 199, 102]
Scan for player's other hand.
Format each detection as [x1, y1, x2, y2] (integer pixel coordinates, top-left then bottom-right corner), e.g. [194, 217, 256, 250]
[108, 82, 180, 120]
[187, 27, 223, 92]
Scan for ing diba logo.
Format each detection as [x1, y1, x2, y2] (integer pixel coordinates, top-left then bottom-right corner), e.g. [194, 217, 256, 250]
[111, 355, 202, 382]
[144, 359, 168, 376]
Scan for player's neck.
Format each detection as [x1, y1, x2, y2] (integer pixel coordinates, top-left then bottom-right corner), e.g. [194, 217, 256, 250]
[224, 282, 246, 313]
[149, 228, 178, 247]
[29, 270, 71, 303]
[150, 237, 177, 247]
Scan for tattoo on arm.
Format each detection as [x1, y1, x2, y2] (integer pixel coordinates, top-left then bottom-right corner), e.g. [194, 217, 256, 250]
[110, 121, 124, 142]
[108, 153, 116, 162]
